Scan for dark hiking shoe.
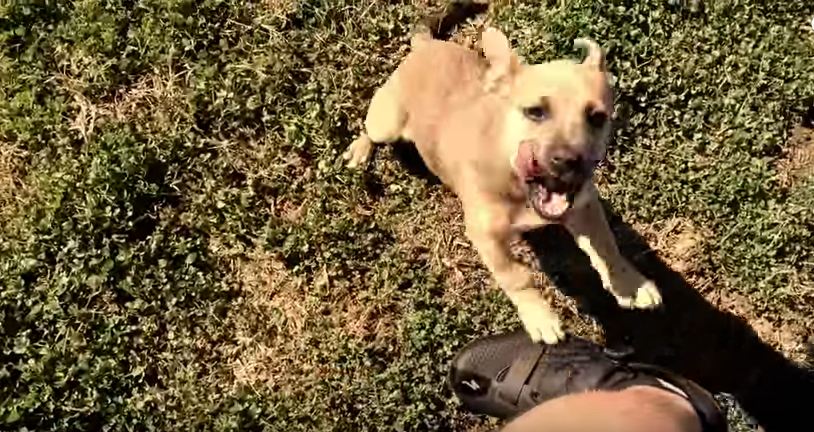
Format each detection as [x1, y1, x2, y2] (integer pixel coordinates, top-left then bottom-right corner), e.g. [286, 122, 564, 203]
[449, 330, 727, 432]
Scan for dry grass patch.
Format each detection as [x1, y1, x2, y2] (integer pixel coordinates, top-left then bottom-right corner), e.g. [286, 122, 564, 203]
[276, 199, 308, 223]
[60, 69, 190, 140]
[631, 217, 713, 286]
[0, 142, 28, 223]
[101, 70, 190, 132]
[263, 0, 298, 17]
[216, 245, 398, 392]
[217, 247, 315, 392]
[778, 125, 814, 188]
[387, 191, 488, 303]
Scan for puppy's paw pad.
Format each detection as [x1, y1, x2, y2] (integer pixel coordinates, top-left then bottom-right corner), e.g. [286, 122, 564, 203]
[633, 280, 662, 308]
[343, 136, 373, 168]
[615, 280, 662, 310]
[518, 307, 565, 345]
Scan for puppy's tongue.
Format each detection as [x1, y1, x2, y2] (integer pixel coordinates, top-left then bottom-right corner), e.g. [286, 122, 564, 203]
[538, 190, 570, 218]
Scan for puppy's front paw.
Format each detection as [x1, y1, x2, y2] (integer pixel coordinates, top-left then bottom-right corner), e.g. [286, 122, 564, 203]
[615, 279, 662, 310]
[517, 304, 565, 344]
[342, 135, 373, 168]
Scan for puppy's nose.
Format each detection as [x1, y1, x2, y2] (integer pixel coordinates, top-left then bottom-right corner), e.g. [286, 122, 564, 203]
[550, 155, 584, 176]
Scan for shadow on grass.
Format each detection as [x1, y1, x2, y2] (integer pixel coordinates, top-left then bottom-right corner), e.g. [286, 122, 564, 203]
[390, 140, 442, 185]
[524, 209, 814, 432]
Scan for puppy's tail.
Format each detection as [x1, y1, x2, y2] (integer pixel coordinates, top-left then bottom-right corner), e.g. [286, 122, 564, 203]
[410, 0, 489, 49]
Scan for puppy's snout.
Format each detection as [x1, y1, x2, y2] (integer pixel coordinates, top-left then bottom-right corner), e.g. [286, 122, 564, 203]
[549, 154, 584, 177]
[546, 151, 592, 190]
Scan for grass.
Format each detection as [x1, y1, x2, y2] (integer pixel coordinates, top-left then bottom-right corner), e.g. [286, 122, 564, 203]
[1, 0, 813, 430]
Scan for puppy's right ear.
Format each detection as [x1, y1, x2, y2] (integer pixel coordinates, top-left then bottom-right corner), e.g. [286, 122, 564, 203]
[573, 38, 606, 70]
[481, 27, 521, 93]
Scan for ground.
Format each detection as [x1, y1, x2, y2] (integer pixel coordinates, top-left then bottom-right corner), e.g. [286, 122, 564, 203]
[1, 0, 813, 431]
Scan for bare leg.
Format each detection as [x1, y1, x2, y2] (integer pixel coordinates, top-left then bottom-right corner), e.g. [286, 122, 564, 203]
[502, 386, 701, 432]
[464, 199, 564, 344]
[564, 185, 661, 308]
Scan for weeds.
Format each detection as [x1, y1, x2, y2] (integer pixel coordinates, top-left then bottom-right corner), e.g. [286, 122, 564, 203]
[1, 0, 812, 430]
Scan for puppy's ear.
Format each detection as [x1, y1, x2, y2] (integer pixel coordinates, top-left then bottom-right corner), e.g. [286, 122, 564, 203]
[481, 27, 521, 92]
[573, 38, 606, 70]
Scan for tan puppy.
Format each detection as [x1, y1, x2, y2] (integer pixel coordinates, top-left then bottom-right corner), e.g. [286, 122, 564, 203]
[343, 28, 661, 343]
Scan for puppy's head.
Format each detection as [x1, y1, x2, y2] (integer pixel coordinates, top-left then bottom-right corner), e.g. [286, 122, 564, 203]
[482, 28, 613, 220]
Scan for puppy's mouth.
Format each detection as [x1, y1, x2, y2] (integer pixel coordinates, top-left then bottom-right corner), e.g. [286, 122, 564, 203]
[516, 141, 589, 220]
[526, 175, 574, 220]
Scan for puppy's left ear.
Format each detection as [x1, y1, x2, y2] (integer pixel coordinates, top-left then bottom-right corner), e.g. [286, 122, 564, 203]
[573, 38, 606, 70]
[481, 27, 522, 92]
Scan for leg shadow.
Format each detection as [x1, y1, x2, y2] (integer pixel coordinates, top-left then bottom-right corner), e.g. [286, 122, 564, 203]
[358, 141, 440, 198]
[524, 204, 814, 432]
[389, 140, 442, 185]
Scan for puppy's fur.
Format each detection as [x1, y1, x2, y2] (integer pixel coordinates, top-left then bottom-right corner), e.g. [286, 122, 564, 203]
[344, 28, 661, 343]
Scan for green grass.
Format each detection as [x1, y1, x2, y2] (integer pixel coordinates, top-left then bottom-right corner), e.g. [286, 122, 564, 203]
[1, 0, 813, 430]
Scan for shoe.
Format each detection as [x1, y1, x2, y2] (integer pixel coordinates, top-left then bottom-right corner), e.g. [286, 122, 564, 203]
[448, 330, 727, 432]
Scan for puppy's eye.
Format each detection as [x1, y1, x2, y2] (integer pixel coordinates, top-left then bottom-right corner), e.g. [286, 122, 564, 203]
[587, 109, 608, 128]
[523, 105, 548, 122]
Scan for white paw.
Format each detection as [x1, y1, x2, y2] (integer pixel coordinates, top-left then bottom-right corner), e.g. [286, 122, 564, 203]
[615, 279, 662, 310]
[342, 136, 373, 168]
[517, 304, 565, 344]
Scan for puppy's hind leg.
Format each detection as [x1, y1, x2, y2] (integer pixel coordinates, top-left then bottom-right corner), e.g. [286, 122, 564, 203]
[343, 74, 407, 168]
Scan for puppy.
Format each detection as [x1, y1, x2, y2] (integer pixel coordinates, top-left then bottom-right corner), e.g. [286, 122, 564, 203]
[343, 28, 661, 343]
